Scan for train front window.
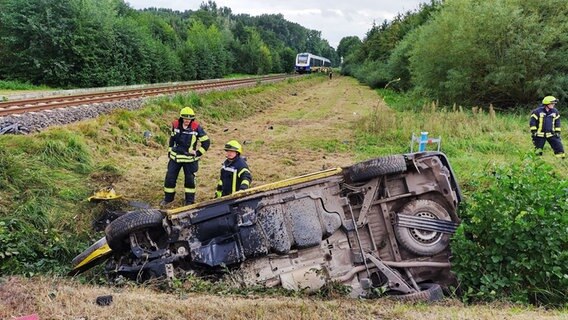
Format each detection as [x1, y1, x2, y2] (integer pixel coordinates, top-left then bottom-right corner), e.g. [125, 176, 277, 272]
[297, 55, 308, 63]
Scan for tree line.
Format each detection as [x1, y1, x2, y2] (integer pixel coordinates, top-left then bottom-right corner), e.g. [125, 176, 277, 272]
[0, 0, 338, 88]
[339, 0, 568, 108]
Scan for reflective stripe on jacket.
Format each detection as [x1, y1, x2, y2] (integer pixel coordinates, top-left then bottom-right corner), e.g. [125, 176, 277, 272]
[530, 105, 561, 138]
[215, 156, 252, 197]
[168, 118, 210, 163]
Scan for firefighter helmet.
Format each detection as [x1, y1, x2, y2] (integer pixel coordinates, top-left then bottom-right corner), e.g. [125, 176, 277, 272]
[542, 96, 558, 105]
[224, 140, 243, 154]
[180, 107, 195, 119]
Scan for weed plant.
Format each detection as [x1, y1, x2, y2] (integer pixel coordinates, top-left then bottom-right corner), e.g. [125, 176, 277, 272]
[0, 130, 95, 275]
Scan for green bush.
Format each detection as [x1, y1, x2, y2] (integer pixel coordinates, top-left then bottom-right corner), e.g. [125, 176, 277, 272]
[0, 80, 51, 90]
[451, 155, 568, 306]
[409, 0, 568, 107]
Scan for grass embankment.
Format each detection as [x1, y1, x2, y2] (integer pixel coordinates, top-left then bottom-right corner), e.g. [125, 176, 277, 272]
[0, 80, 54, 99]
[0, 76, 332, 275]
[0, 75, 566, 318]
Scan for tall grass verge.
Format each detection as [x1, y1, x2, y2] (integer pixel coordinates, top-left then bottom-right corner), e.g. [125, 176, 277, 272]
[0, 130, 95, 275]
[353, 90, 568, 188]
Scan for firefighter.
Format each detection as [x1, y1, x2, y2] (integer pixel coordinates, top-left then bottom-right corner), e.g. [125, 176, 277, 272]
[215, 140, 252, 198]
[161, 107, 210, 206]
[530, 96, 565, 158]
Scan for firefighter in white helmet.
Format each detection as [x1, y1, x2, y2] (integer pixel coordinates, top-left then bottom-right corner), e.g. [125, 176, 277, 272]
[530, 96, 565, 158]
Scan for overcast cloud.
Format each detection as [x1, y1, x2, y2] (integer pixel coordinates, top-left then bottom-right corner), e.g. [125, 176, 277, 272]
[125, 0, 427, 48]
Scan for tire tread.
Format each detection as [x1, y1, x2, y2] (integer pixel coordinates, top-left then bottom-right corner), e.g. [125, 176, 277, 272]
[105, 209, 164, 251]
[347, 155, 407, 183]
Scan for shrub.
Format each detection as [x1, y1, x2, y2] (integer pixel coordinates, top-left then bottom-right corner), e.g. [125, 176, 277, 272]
[451, 155, 568, 306]
[0, 80, 51, 90]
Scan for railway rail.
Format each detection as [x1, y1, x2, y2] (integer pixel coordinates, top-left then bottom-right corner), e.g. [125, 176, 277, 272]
[0, 74, 295, 117]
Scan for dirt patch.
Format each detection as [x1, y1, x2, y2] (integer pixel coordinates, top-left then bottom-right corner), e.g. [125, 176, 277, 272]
[109, 76, 384, 206]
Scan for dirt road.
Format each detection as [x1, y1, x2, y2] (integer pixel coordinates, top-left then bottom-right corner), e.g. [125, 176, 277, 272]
[201, 75, 380, 187]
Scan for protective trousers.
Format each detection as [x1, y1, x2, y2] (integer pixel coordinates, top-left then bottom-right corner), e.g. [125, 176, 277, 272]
[532, 135, 565, 157]
[163, 160, 198, 204]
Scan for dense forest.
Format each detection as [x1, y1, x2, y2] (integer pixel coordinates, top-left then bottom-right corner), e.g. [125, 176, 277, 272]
[0, 0, 338, 88]
[340, 0, 568, 108]
[3, 0, 568, 107]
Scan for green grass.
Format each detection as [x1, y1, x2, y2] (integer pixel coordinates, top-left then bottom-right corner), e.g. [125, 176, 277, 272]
[353, 89, 568, 189]
[0, 80, 54, 100]
[302, 138, 352, 153]
[0, 80, 53, 91]
[223, 73, 254, 79]
[0, 130, 95, 275]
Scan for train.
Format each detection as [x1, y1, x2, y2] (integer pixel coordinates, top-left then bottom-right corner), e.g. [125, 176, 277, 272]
[295, 52, 331, 74]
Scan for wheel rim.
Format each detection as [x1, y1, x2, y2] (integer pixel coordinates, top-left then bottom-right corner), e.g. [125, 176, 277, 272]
[408, 211, 441, 244]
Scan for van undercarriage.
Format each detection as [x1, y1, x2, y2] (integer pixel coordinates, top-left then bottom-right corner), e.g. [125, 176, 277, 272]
[72, 152, 461, 301]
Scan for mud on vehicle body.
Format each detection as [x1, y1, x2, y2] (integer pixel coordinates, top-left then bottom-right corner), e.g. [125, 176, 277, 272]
[72, 152, 461, 301]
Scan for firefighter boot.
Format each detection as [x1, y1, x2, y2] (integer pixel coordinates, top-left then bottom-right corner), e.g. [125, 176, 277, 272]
[184, 192, 195, 206]
[160, 192, 175, 207]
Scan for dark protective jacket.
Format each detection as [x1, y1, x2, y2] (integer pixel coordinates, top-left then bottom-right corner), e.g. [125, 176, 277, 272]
[215, 156, 252, 197]
[530, 105, 561, 138]
[168, 118, 210, 163]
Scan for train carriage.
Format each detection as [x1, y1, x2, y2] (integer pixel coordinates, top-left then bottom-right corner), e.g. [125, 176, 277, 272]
[295, 52, 331, 74]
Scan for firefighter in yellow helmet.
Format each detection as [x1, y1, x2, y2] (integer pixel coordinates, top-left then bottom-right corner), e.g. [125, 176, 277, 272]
[161, 107, 210, 206]
[215, 140, 252, 198]
[529, 96, 565, 158]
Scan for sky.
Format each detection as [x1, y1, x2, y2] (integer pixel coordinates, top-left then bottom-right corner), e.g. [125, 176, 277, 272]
[125, 0, 427, 49]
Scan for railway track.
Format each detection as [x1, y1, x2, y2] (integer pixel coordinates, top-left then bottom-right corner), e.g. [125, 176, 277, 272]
[0, 74, 296, 117]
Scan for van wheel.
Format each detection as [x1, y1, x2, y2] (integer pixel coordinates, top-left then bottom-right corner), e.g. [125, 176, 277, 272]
[347, 155, 407, 183]
[388, 283, 444, 302]
[105, 209, 164, 251]
[394, 200, 451, 256]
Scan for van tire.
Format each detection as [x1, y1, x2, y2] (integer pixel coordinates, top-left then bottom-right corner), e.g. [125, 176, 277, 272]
[389, 283, 444, 302]
[105, 209, 164, 251]
[347, 155, 407, 183]
[394, 200, 451, 256]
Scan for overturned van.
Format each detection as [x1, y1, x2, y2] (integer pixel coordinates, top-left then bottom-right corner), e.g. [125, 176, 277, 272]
[71, 152, 461, 301]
